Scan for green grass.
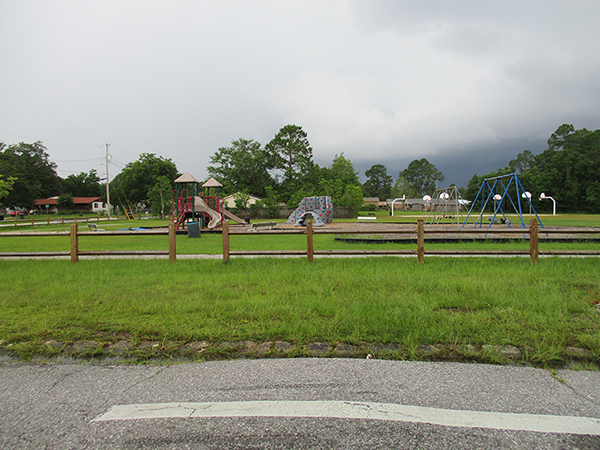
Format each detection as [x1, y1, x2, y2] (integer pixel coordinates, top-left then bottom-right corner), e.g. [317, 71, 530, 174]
[1, 257, 599, 365]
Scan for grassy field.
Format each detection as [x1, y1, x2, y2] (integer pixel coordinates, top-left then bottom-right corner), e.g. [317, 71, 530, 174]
[1, 257, 599, 366]
[1, 213, 599, 366]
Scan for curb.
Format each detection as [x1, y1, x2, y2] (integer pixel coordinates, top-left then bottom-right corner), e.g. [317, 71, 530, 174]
[0, 340, 596, 368]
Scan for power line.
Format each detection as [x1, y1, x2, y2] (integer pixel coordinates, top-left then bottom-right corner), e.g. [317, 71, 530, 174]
[0, 132, 101, 147]
[54, 157, 105, 163]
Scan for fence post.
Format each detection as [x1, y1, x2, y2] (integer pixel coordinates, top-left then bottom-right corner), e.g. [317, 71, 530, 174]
[529, 218, 539, 264]
[47, 216, 50, 226]
[306, 220, 314, 262]
[14, 216, 17, 228]
[417, 219, 425, 263]
[61, 216, 64, 224]
[70, 222, 78, 263]
[223, 220, 230, 262]
[31, 216, 34, 226]
[168, 221, 176, 262]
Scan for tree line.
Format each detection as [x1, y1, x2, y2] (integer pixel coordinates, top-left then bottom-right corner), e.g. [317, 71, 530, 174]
[464, 124, 600, 213]
[1, 123, 598, 215]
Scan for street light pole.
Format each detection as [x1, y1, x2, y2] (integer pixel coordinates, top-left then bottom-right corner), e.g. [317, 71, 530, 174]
[105, 143, 111, 220]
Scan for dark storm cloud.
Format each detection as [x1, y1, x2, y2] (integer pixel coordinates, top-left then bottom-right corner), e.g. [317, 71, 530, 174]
[1, 1, 599, 186]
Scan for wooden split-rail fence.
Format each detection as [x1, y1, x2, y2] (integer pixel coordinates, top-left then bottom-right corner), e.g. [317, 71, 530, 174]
[223, 219, 600, 264]
[1, 219, 599, 264]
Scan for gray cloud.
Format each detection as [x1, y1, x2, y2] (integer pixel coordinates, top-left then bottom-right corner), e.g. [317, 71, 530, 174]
[1, 0, 599, 188]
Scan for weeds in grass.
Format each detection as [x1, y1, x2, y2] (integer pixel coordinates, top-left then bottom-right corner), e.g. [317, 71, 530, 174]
[1, 257, 599, 366]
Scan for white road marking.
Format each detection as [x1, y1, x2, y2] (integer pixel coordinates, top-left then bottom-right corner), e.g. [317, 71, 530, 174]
[92, 400, 600, 435]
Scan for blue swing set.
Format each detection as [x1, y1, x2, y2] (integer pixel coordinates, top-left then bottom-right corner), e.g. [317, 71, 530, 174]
[462, 173, 544, 230]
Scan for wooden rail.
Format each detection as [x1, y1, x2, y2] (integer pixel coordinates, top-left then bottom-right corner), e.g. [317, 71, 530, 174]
[2, 219, 599, 263]
[222, 219, 600, 264]
[0, 222, 176, 262]
[0, 214, 142, 229]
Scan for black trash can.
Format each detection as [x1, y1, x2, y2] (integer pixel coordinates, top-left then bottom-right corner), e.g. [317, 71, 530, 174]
[244, 217, 251, 224]
[187, 221, 200, 238]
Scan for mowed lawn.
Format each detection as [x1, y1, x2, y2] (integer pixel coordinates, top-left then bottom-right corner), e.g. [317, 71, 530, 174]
[1, 256, 599, 365]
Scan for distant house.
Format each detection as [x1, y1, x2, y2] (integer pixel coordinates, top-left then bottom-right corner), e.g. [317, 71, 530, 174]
[363, 197, 387, 209]
[223, 193, 262, 209]
[35, 196, 104, 213]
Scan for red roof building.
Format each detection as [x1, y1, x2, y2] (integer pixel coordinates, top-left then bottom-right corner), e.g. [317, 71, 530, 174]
[35, 197, 103, 213]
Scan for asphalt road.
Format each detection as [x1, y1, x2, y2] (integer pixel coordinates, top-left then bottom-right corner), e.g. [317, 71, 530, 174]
[1, 358, 599, 449]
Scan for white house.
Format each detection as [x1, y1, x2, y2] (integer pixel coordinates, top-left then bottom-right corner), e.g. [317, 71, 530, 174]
[223, 193, 262, 209]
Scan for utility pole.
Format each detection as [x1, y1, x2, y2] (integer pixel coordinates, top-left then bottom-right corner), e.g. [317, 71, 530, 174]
[105, 143, 111, 220]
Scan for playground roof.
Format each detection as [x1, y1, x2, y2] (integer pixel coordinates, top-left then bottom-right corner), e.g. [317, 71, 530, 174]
[203, 177, 223, 187]
[174, 172, 201, 183]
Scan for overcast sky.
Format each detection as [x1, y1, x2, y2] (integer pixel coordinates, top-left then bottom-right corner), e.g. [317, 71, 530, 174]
[1, 1, 599, 189]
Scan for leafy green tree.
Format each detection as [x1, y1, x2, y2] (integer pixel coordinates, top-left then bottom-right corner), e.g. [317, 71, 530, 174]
[147, 175, 174, 218]
[233, 191, 251, 211]
[208, 139, 275, 197]
[63, 169, 103, 198]
[399, 158, 444, 197]
[508, 150, 535, 174]
[363, 164, 392, 200]
[341, 184, 365, 215]
[522, 125, 600, 212]
[110, 153, 178, 208]
[57, 193, 74, 210]
[0, 174, 16, 201]
[0, 141, 62, 208]
[390, 176, 417, 199]
[319, 153, 363, 212]
[265, 124, 316, 202]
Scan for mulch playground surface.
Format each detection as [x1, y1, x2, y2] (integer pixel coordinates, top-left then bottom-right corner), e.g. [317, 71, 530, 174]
[231, 221, 600, 243]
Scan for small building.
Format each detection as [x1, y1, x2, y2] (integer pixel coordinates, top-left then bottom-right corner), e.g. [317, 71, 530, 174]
[363, 197, 387, 209]
[35, 196, 104, 213]
[223, 193, 262, 209]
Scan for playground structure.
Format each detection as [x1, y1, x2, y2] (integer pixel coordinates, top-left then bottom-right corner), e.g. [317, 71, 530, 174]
[171, 173, 245, 230]
[462, 173, 544, 229]
[422, 186, 467, 225]
[286, 196, 334, 227]
[122, 205, 135, 220]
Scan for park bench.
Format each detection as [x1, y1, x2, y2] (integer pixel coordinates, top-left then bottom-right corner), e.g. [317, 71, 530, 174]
[357, 216, 377, 222]
[251, 222, 277, 231]
[87, 223, 105, 231]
